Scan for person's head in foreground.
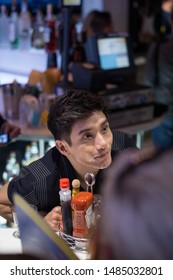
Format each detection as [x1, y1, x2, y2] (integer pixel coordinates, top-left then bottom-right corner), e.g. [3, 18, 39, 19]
[90, 147, 173, 259]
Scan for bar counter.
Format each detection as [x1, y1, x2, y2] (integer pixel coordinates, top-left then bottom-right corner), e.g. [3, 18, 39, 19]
[0, 227, 89, 260]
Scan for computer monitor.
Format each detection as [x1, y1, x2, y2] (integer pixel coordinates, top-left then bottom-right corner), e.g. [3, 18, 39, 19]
[85, 33, 135, 82]
[59, 0, 82, 7]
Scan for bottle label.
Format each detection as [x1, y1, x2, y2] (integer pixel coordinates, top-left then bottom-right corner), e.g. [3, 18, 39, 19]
[85, 205, 92, 228]
[61, 200, 73, 236]
[73, 205, 92, 238]
[44, 27, 51, 43]
[9, 22, 16, 42]
[44, 19, 57, 52]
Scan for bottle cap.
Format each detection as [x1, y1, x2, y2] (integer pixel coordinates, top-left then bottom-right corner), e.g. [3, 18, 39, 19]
[72, 179, 80, 189]
[60, 178, 70, 189]
[72, 191, 93, 210]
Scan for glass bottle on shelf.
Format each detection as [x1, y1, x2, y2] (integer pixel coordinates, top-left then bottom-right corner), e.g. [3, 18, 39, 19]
[22, 141, 39, 166]
[30, 141, 39, 158]
[32, 9, 45, 49]
[9, 0, 19, 49]
[0, 5, 9, 48]
[2, 151, 20, 183]
[18, 0, 32, 49]
[44, 4, 57, 68]
[44, 4, 57, 53]
[22, 144, 31, 166]
[69, 26, 85, 64]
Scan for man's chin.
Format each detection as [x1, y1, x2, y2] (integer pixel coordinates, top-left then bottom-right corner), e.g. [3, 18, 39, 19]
[97, 157, 112, 170]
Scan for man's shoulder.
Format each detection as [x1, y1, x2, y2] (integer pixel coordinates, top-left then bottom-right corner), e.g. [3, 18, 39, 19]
[41, 146, 60, 162]
[24, 146, 60, 176]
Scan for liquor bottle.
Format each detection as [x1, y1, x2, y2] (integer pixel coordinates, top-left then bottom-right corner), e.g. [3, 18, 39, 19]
[9, 0, 19, 49]
[44, 4, 57, 53]
[0, 5, 9, 48]
[69, 26, 86, 64]
[18, 0, 32, 49]
[22, 141, 39, 166]
[32, 9, 44, 49]
[59, 178, 73, 236]
[22, 144, 31, 166]
[2, 151, 20, 183]
[30, 141, 39, 158]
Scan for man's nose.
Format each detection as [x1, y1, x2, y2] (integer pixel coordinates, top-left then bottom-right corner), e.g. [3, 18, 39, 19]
[95, 133, 106, 150]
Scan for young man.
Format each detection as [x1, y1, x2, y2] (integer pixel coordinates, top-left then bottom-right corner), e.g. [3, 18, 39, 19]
[0, 89, 136, 231]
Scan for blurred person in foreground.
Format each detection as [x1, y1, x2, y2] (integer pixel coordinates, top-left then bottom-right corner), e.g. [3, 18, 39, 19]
[0, 89, 137, 231]
[145, 0, 173, 148]
[89, 147, 173, 259]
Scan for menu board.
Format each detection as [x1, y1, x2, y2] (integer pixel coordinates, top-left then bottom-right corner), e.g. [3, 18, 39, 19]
[13, 193, 79, 260]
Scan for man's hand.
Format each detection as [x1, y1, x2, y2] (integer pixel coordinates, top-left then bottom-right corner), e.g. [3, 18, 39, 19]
[0, 204, 13, 222]
[44, 206, 62, 232]
[2, 122, 21, 140]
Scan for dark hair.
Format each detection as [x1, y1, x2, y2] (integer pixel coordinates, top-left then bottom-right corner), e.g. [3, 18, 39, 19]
[90, 147, 173, 259]
[83, 10, 113, 38]
[90, 11, 113, 34]
[47, 89, 108, 145]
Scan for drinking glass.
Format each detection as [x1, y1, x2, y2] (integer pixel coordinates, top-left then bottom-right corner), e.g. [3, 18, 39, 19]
[12, 204, 37, 239]
[12, 207, 20, 238]
[92, 194, 102, 225]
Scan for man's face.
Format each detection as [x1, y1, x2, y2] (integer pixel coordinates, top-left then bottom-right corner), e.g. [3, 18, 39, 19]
[62, 112, 113, 175]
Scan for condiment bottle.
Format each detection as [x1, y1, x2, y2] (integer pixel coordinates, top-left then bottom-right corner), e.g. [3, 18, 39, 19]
[72, 179, 80, 198]
[72, 191, 93, 238]
[71, 179, 80, 222]
[59, 178, 73, 236]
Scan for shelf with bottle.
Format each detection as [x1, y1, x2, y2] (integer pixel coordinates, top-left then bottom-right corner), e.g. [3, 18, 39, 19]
[18, 0, 32, 50]
[0, 139, 55, 192]
[32, 9, 45, 49]
[8, 0, 19, 49]
[0, 5, 9, 48]
[44, 3, 57, 53]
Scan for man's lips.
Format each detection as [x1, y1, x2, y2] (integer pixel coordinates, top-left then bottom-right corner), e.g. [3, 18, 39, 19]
[94, 151, 109, 159]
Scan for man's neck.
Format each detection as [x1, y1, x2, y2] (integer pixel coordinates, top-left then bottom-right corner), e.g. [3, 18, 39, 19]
[68, 159, 99, 190]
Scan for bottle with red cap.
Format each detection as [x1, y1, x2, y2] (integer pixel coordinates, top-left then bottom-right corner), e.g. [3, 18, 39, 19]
[72, 191, 93, 238]
[59, 178, 73, 236]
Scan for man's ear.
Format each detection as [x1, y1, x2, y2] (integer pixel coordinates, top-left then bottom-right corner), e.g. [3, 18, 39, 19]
[55, 140, 69, 156]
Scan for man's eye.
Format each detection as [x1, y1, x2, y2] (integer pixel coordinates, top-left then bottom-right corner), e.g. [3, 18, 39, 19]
[83, 133, 92, 139]
[102, 125, 109, 132]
